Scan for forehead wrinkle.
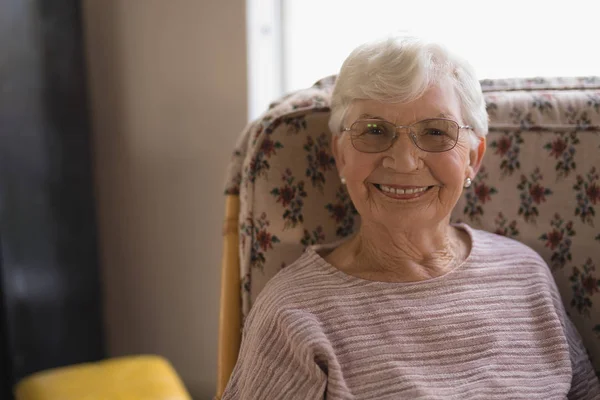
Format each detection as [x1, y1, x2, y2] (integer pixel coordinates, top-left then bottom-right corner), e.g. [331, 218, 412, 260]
[352, 101, 459, 124]
[355, 112, 459, 126]
[389, 110, 458, 125]
[435, 112, 456, 120]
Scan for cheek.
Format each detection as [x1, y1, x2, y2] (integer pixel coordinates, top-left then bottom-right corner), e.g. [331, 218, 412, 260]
[427, 148, 470, 193]
[340, 150, 379, 204]
[340, 147, 378, 181]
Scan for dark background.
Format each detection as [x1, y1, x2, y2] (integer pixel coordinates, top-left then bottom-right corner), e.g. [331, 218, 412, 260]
[0, 0, 105, 397]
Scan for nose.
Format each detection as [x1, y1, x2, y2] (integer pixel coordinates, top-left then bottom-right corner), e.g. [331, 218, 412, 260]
[381, 128, 421, 171]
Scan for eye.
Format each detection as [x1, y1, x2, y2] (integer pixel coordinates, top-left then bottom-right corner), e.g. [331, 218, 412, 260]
[363, 123, 387, 136]
[423, 128, 448, 137]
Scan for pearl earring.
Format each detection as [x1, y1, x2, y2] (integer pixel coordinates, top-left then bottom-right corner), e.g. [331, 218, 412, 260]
[464, 177, 472, 188]
[340, 177, 346, 185]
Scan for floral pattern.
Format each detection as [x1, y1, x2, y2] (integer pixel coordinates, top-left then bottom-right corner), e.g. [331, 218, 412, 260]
[490, 131, 523, 176]
[565, 107, 593, 131]
[544, 132, 580, 178]
[494, 212, 519, 238]
[282, 115, 308, 134]
[588, 92, 600, 114]
[225, 75, 600, 375]
[271, 169, 307, 229]
[480, 76, 600, 91]
[509, 107, 536, 130]
[574, 167, 600, 225]
[463, 167, 498, 223]
[539, 213, 575, 271]
[325, 186, 359, 237]
[485, 101, 498, 118]
[301, 226, 325, 248]
[240, 212, 280, 272]
[570, 258, 600, 318]
[248, 137, 284, 183]
[517, 168, 553, 223]
[532, 94, 554, 114]
[304, 133, 336, 192]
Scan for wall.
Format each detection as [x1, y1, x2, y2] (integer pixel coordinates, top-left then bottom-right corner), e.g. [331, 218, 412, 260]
[82, 1, 247, 397]
[0, 2, 104, 394]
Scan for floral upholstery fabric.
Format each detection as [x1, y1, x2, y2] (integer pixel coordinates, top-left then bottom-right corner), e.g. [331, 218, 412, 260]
[223, 75, 600, 375]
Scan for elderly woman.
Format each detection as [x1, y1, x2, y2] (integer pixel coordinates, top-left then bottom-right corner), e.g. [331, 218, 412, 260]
[222, 36, 600, 399]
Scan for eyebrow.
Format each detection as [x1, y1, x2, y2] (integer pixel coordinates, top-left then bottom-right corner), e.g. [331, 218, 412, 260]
[357, 112, 456, 121]
[358, 113, 385, 120]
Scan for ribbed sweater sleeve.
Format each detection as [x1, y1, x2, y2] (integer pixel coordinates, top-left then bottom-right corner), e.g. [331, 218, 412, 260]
[221, 295, 327, 399]
[565, 314, 600, 399]
[532, 251, 600, 399]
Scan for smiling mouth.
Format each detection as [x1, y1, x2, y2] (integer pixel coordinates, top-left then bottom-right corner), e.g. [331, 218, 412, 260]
[373, 183, 434, 197]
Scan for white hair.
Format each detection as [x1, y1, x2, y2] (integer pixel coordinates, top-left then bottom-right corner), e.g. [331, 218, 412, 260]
[328, 36, 488, 148]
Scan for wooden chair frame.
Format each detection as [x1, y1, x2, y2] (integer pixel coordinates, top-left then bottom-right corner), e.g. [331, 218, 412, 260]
[215, 195, 242, 399]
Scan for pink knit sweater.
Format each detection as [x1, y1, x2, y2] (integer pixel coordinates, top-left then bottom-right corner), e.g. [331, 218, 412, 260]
[222, 224, 600, 399]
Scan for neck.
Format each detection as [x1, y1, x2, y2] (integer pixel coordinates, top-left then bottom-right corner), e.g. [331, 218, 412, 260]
[345, 220, 464, 281]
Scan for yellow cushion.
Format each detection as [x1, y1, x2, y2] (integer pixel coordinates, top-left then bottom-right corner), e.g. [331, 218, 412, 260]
[14, 355, 191, 400]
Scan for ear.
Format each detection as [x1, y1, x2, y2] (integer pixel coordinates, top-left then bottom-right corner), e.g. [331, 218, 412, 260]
[467, 136, 486, 179]
[331, 132, 347, 176]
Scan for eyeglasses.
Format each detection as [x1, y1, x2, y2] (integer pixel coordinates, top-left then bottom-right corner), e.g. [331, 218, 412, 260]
[341, 118, 473, 153]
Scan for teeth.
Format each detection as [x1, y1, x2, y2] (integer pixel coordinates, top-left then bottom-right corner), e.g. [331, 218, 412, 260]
[378, 184, 428, 195]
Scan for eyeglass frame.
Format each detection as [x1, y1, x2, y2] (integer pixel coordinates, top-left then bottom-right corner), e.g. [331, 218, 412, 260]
[341, 118, 474, 153]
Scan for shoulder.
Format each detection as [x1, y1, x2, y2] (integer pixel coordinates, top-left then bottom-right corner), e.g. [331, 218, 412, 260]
[465, 223, 545, 262]
[462, 223, 554, 280]
[462, 223, 567, 307]
[245, 249, 335, 329]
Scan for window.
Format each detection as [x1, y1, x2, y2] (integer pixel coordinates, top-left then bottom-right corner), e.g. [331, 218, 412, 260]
[248, 0, 599, 120]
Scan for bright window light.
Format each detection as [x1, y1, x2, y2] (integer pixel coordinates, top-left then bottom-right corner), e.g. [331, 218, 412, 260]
[248, 0, 599, 120]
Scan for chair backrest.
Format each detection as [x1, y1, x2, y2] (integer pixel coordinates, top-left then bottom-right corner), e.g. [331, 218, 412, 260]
[224, 75, 600, 373]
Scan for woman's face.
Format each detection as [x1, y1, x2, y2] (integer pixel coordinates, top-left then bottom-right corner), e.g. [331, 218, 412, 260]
[332, 82, 485, 230]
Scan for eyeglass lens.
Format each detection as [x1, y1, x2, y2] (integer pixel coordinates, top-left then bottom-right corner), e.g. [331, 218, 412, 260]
[349, 119, 459, 153]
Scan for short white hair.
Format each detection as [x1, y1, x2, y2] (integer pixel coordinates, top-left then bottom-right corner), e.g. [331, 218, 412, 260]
[328, 36, 488, 148]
